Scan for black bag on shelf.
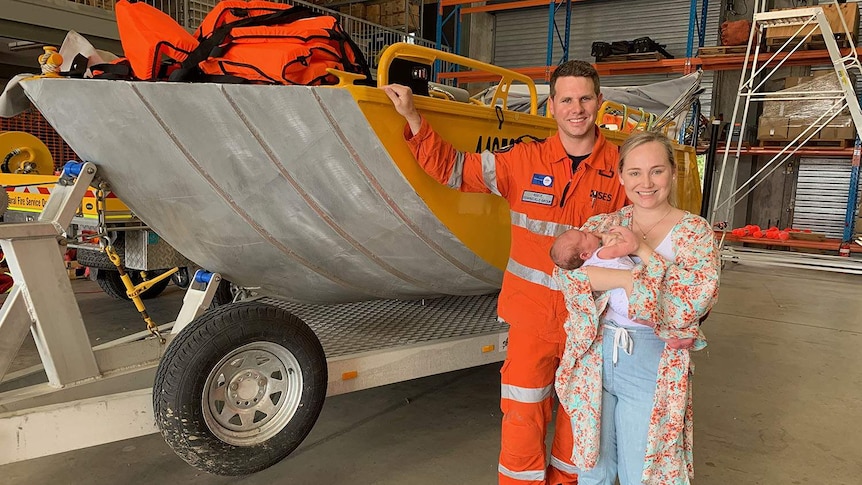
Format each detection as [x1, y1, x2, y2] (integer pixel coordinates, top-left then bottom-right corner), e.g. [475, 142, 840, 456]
[593, 37, 674, 62]
[591, 41, 612, 62]
[611, 41, 633, 55]
[632, 36, 674, 58]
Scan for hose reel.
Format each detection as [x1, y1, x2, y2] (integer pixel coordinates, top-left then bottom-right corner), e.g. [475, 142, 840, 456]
[0, 131, 55, 175]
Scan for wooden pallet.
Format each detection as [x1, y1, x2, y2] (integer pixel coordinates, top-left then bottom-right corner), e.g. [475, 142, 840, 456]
[766, 33, 853, 51]
[789, 232, 827, 242]
[758, 138, 854, 148]
[597, 51, 670, 63]
[698, 45, 747, 57]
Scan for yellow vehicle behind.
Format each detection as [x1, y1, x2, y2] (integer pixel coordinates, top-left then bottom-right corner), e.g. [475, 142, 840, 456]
[0, 131, 190, 299]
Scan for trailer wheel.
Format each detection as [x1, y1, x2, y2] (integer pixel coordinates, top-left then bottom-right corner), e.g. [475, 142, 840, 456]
[95, 269, 171, 300]
[153, 302, 327, 476]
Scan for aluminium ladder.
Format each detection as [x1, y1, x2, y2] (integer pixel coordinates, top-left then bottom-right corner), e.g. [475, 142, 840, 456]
[711, 0, 862, 273]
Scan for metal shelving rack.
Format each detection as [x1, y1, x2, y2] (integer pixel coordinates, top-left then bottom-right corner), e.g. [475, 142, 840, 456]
[435, 0, 577, 76]
[430, 0, 861, 266]
[712, 0, 862, 272]
[434, 0, 712, 82]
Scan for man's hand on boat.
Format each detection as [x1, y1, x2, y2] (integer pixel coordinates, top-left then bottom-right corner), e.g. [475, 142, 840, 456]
[382, 84, 422, 135]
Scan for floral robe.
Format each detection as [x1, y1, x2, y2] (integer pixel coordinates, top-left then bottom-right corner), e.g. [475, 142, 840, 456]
[553, 206, 720, 485]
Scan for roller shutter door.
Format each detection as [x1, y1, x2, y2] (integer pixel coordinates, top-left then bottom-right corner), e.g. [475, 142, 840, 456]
[493, 0, 720, 116]
[793, 158, 862, 239]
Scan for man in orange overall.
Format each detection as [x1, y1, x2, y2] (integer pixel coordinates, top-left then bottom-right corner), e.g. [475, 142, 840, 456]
[384, 61, 626, 485]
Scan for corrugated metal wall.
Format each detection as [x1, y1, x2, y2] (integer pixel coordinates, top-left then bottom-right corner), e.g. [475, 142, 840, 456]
[793, 158, 861, 239]
[493, 0, 720, 115]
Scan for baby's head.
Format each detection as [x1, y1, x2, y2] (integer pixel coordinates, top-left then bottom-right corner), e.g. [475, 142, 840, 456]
[550, 229, 601, 270]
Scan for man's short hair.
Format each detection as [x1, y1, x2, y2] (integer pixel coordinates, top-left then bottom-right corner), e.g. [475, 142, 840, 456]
[549, 60, 600, 98]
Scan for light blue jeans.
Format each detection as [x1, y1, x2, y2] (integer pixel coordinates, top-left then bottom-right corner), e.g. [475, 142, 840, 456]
[574, 322, 665, 485]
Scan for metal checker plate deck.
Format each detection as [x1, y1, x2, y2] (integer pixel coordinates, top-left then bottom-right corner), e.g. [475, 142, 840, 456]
[260, 294, 505, 358]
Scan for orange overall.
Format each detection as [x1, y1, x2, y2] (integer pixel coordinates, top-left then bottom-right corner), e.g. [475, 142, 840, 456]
[406, 118, 626, 484]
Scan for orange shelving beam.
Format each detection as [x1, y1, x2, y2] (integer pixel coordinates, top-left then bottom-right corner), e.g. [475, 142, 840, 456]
[436, 47, 862, 83]
[715, 144, 856, 158]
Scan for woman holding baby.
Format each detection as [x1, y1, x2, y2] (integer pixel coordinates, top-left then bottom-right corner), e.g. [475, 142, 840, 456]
[552, 131, 720, 485]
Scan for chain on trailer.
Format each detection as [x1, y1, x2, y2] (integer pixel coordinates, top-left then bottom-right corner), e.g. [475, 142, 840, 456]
[92, 181, 177, 343]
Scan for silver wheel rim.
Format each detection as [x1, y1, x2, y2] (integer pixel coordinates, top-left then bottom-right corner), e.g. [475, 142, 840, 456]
[202, 341, 303, 446]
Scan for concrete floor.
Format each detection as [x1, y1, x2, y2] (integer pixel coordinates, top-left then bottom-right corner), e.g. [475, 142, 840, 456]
[1, 263, 861, 484]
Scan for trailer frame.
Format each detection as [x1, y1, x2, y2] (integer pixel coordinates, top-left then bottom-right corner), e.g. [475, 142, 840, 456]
[0, 163, 508, 465]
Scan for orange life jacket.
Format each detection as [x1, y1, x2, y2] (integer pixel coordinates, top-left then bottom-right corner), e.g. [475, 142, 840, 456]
[171, 0, 371, 85]
[101, 0, 370, 86]
[113, 0, 198, 80]
[194, 0, 303, 37]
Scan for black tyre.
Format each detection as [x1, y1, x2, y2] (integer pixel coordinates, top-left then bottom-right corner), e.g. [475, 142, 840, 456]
[95, 269, 171, 300]
[76, 233, 126, 270]
[153, 302, 327, 476]
[171, 267, 191, 289]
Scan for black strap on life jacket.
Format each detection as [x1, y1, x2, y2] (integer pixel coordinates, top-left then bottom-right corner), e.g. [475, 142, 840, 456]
[327, 25, 373, 85]
[90, 59, 135, 80]
[169, 6, 318, 82]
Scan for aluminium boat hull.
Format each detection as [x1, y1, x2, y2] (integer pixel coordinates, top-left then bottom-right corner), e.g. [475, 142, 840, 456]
[22, 78, 562, 303]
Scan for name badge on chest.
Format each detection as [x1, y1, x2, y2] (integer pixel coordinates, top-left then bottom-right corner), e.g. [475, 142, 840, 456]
[521, 190, 554, 206]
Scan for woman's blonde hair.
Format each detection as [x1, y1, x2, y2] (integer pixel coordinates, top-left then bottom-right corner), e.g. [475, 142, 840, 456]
[618, 131, 678, 207]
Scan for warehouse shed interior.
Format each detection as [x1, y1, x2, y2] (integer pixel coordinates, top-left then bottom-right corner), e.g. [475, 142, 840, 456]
[1, 0, 861, 484]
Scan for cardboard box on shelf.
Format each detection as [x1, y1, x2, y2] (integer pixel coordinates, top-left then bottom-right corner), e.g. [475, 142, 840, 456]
[761, 115, 856, 142]
[381, 0, 420, 16]
[833, 125, 854, 140]
[757, 116, 789, 140]
[339, 3, 366, 18]
[784, 76, 815, 89]
[787, 123, 809, 141]
[381, 0, 399, 16]
[819, 126, 855, 140]
[818, 115, 855, 140]
[379, 12, 420, 31]
[365, 4, 381, 23]
[765, 3, 859, 44]
[818, 126, 838, 140]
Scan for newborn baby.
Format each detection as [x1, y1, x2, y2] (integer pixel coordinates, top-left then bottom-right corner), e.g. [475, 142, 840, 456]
[551, 226, 640, 322]
[550, 226, 639, 271]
